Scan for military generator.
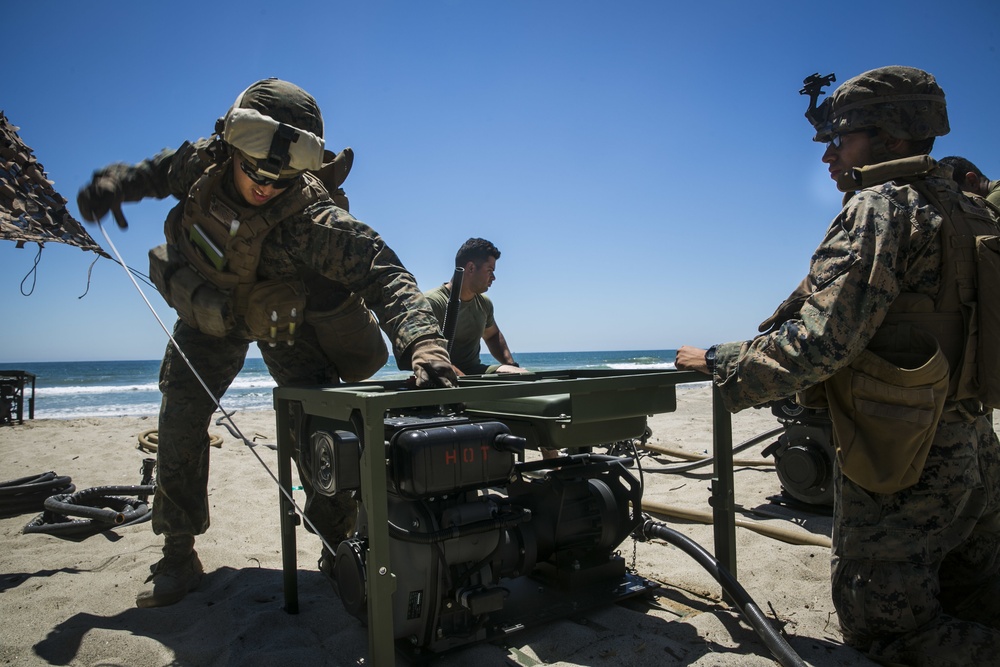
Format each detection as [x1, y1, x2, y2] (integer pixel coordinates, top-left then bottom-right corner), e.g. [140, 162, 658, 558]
[273, 369, 734, 664]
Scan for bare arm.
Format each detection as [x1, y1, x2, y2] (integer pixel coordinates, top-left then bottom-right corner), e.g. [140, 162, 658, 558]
[483, 322, 517, 366]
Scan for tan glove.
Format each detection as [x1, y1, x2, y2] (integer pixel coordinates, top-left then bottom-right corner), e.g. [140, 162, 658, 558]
[409, 338, 459, 389]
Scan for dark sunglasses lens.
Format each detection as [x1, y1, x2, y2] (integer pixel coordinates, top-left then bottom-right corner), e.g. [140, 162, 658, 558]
[240, 159, 296, 188]
[240, 159, 266, 183]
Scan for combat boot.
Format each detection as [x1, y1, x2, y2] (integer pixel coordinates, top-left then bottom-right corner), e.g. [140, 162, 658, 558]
[135, 534, 204, 608]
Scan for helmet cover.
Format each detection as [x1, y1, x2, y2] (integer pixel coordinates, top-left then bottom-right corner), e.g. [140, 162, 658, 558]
[807, 66, 949, 143]
[220, 78, 325, 178]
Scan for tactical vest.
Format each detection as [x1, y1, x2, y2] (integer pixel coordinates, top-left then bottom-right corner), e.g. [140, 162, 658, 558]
[147, 152, 390, 381]
[768, 156, 1000, 410]
[149, 160, 328, 341]
[857, 156, 1000, 410]
[779, 156, 1000, 493]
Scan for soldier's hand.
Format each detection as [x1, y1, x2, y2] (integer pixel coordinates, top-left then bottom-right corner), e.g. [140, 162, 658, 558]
[674, 345, 709, 374]
[77, 174, 125, 226]
[409, 338, 459, 389]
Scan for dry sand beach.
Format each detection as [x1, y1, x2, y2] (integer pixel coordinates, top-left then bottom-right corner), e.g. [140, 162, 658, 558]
[0, 385, 886, 666]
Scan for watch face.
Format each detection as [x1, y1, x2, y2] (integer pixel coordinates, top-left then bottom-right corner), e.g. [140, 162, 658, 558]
[705, 346, 717, 372]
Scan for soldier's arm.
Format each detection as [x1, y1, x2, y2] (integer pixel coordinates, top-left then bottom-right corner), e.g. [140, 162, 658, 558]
[291, 205, 443, 358]
[714, 191, 909, 412]
[482, 323, 517, 366]
[93, 139, 216, 203]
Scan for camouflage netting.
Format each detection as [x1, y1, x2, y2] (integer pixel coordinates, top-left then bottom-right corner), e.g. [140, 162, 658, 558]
[0, 111, 108, 257]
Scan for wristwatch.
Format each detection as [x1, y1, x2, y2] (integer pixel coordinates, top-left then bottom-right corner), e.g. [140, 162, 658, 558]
[704, 345, 718, 375]
[509, 361, 520, 368]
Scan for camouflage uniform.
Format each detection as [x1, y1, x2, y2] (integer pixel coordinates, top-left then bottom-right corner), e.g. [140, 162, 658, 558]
[712, 166, 1000, 665]
[100, 139, 442, 544]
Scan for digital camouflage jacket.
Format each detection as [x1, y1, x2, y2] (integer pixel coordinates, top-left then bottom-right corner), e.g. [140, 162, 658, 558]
[96, 138, 440, 361]
[714, 162, 957, 413]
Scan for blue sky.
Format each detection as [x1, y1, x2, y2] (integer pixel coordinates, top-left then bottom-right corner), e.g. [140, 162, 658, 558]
[3, 1, 998, 363]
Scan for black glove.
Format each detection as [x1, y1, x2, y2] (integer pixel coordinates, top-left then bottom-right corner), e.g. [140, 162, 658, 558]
[409, 339, 459, 389]
[77, 174, 125, 227]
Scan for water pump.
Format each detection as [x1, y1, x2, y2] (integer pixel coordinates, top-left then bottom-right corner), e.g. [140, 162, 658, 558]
[300, 410, 650, 657]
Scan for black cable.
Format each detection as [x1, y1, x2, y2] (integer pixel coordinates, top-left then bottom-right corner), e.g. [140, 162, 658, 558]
[638, 426, 784, 474]
[639, 518, 809, 667]
[388, 506, 530, 544]
[126, 264, 157, 290]
[628, 437, 645, 492]
[79, 253, 99, 298]
[19, 243, 42, 296]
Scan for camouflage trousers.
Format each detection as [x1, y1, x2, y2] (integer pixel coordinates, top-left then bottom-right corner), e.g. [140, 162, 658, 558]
[832, 416, 1000, 666]
[151, 319, 358, 545]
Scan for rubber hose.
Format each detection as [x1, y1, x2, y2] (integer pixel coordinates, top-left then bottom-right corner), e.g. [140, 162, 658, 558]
[640, 519, 808, 667]
[138, 429, 223, 453]
[0, 472, 75, 517]
[642, 499, 831, 548]
[43, 485, 155, 524]
[22, 501, 151, 536]
[0, 472, 74, 496]
[23, 485, 155, 536]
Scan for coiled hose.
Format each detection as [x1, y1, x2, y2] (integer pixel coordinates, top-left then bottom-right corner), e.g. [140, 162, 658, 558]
[0, 472, 75, 517]
[138, 428, 223, 452]
[638, 518, 809, 667]
[20, 458, 157, 536]
[23, 485, 155, 536]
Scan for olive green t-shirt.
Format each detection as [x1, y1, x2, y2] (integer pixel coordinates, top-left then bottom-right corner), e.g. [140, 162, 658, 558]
[423, 284, 495, 374]
[987, 180, 1000, 209]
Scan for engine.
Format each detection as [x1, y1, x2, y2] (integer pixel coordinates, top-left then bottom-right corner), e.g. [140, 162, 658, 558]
[300, 411, 646, 656]
[762, 398, 835, 507]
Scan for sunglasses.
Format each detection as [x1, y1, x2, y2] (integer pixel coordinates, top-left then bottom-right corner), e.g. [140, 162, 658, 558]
[238, 156, 300, 189]
[827, 128, 878, 149]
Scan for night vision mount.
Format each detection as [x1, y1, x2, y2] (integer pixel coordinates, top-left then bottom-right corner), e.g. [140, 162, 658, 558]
[800, 72, 836, 128]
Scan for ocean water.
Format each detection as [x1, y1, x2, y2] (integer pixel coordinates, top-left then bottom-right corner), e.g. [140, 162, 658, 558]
[0, 350, 678, 420]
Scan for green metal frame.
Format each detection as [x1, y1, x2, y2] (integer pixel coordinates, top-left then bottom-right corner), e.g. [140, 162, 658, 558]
[274, 368, 736, 666]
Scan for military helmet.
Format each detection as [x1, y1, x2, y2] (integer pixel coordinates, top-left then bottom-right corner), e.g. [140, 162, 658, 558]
[805, 66, 949, 143]
[218, 78, 325, 180]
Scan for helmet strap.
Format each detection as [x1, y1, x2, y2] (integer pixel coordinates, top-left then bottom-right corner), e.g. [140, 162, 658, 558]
[257, 124, 300, 179]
